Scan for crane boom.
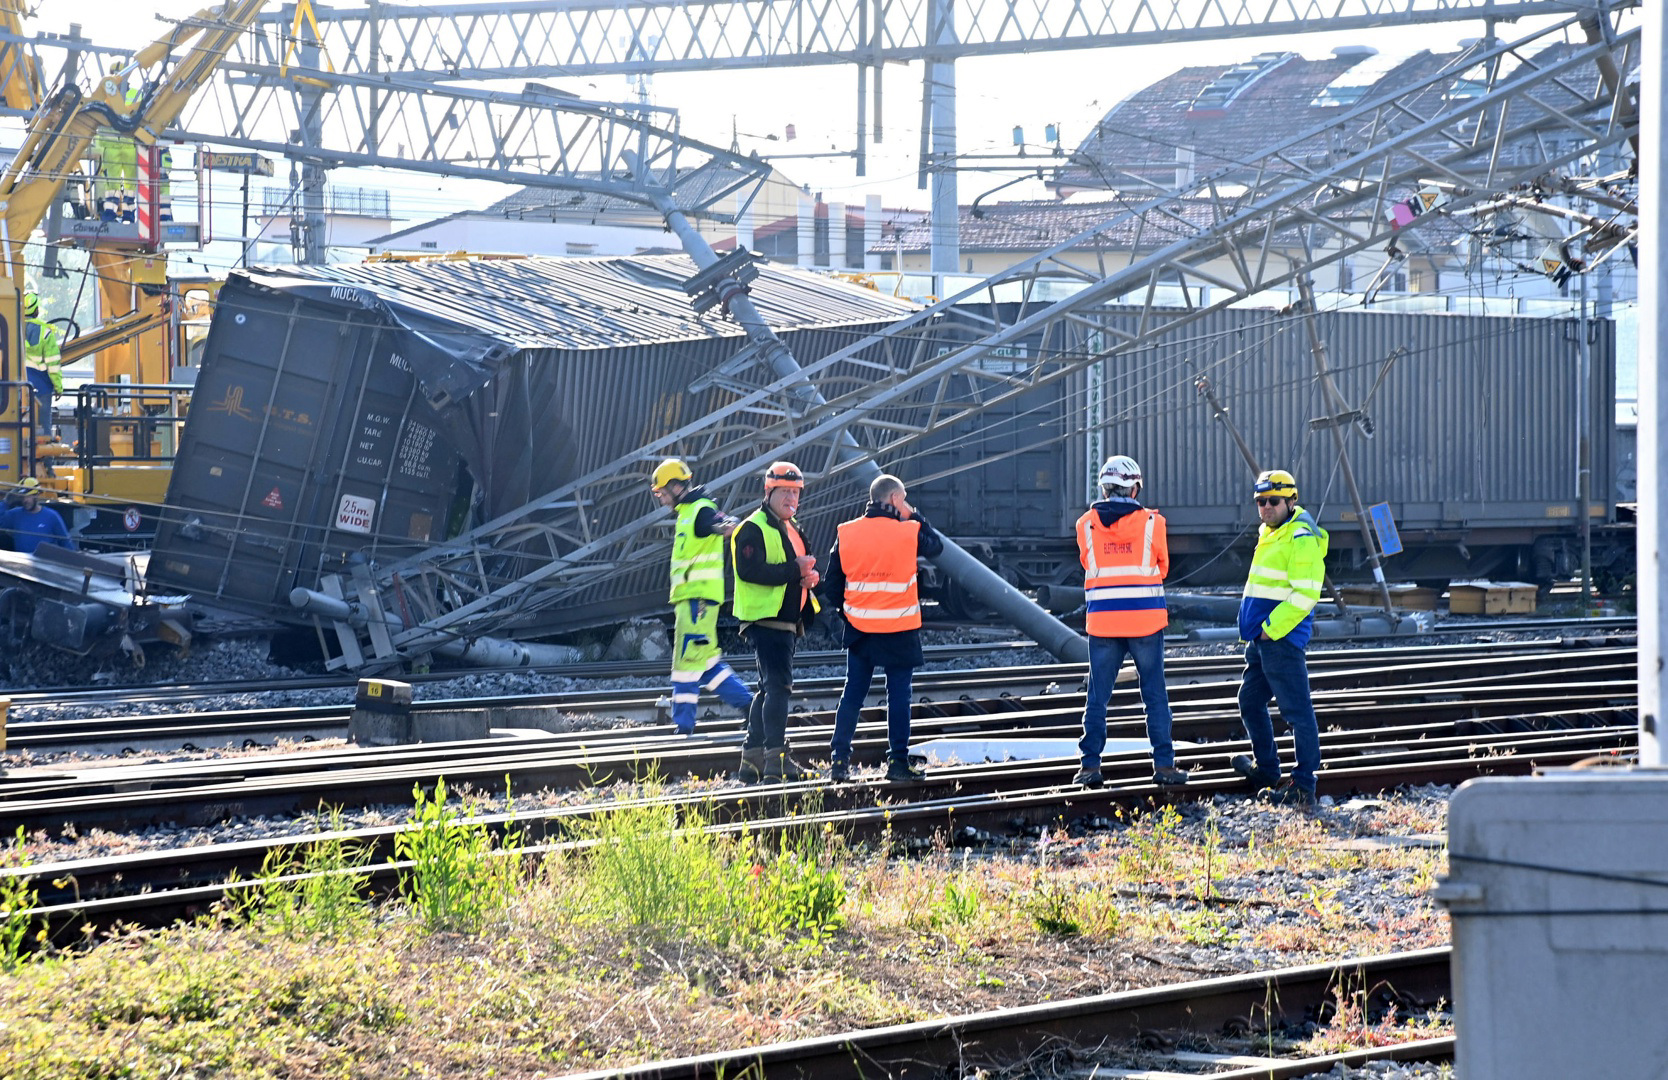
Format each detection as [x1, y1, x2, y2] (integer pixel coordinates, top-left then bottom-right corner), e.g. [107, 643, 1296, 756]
[0, 0, 267, 485]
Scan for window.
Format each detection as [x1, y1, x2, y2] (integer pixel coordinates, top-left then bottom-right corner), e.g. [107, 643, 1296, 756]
[565, 242, 597, 256]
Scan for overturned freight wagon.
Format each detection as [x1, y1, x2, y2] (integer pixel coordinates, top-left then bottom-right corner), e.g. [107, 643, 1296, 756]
[147, 257, 919, 640]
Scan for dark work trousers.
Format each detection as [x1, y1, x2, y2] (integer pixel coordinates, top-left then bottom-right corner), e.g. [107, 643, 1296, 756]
[743, 625, 798, 749]
[829, 651, 915, 764]
[1237, 635, 1321, 792]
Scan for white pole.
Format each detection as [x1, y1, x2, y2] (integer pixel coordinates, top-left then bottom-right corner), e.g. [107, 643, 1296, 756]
[1639, 4, 1664, 768]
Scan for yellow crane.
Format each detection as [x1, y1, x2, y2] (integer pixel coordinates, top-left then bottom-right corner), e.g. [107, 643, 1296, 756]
[0, 0, 268, 500]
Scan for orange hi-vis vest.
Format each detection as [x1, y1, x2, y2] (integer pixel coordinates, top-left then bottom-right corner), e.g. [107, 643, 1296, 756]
[1076, 505, 1169, 638]
[836, 514, 923, 633]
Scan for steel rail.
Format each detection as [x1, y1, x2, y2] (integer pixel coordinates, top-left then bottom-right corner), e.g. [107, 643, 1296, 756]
[551, 950, 1452, 1080]
[5, 641, 1636, 754]
[7, 713, 1634, 928]
[0, 659, 1635, 812]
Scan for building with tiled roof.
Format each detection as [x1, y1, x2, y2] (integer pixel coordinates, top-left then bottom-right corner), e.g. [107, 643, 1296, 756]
[877, 41, 1631, 308]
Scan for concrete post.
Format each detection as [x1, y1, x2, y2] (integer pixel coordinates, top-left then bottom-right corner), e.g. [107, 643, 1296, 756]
[864, 194, 883, 269]
[797, 196, 816, 268]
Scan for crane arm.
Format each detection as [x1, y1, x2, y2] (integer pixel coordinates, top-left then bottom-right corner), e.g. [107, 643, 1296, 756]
[0, 0, 268, 288]
[0, 0, 43, 113]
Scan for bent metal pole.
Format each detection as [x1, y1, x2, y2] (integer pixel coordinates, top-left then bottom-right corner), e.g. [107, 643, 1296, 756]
[639, 179, 1088, 663]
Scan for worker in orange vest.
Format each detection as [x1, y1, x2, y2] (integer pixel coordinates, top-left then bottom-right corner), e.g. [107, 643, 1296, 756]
[824, 472, 944, 783]
[1073, 455, 1187, 789]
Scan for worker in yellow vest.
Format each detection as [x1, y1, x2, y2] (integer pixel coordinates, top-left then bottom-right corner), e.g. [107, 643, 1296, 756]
[824, 473, 943, 783]
[730, 461, 820, 783]
[650, 457, 753, 735]
[1232, 469, 1330, 806]
[93, 87, 144, 223]
[22, 291, 62, 435]
[1073, 455, 1186, 789]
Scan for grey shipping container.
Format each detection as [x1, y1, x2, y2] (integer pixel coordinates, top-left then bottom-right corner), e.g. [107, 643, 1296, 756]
[905, 303, 1619, 588]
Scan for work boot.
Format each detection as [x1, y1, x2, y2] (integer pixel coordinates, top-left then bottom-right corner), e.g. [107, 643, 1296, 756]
[1153, 765, 1190, 787]
[737, 746, 766, 784]
[829, 760, 852, 784]
[1258, 780, 1317, 807]
[885, 755, 925, 783]
[1229, 753, 1280, 792]
[1072, 765, 1104, 789]
[762, 746, 810, 783]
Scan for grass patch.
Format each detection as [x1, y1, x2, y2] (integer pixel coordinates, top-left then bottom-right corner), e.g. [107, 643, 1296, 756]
[0, 786, 1455, 1077]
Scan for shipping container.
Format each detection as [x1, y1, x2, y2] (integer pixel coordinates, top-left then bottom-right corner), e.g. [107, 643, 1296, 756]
[905, 303, 1620, 589]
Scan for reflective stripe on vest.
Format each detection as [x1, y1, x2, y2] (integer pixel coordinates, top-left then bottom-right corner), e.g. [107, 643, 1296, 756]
[1077, 507, 1168, 638]
[730, 508, 815, 622]
[669, 496, 725, 603]
[836, 515, 922, 633]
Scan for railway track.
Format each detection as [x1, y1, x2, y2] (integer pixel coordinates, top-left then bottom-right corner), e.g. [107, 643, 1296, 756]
[8, 703, 1633, 936]
[5, 636, 1635, 756]
[556, 948, 1454, 1080]
[0, 616, 1632, 715]
[0, 644, 1636, 825]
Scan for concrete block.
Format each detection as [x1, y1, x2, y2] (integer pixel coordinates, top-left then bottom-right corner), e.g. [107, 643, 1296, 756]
[1437, 771, 1668, 1078]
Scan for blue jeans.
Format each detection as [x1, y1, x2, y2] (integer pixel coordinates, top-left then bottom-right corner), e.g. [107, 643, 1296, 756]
[1237, 636, 1321, 792]
[830, 652, 914, 764]
[1079, 630, 1173, 769]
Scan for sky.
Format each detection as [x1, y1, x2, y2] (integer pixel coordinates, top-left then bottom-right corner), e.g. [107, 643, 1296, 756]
[31, 0, 1575, 233]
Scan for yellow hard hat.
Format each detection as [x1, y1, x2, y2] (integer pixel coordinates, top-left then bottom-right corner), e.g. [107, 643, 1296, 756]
[1254, 469, 1298, 501]
[650, 458, 692, 493]
[19, 477, 40, 490]
[21, 291, 38, 317]
[763, 461, 805, 492]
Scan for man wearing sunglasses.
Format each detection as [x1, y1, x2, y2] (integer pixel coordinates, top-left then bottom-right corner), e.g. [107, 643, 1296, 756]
[1232, 469, 1330, 806]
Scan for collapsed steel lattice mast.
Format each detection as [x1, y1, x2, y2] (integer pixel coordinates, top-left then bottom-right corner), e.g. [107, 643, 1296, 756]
[306, 15, 1636, 669]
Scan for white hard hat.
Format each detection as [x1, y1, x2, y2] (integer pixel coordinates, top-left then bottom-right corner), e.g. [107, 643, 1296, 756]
[1098, 455, 1142, 492]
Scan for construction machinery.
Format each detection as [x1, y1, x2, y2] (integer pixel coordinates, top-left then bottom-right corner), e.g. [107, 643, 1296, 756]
[0, 1, 267, 519]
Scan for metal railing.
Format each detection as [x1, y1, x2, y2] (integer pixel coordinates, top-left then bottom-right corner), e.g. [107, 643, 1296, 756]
[71, 383, 192, 476]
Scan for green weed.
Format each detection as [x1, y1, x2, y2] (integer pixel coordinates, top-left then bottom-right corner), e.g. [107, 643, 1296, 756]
[0, 827, 40, 969]
[394, 778, 525, 932]
[234, 808, 374, 938]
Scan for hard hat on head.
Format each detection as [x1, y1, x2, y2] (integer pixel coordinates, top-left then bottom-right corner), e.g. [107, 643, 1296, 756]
[650, 458, 692, 493]
[1098, 454, 1142, 492]
[19, 477, 39, 490]
[1254, 469, 1298, 501]
[21, 291, 38, 317]
[763, 461, 804, 492]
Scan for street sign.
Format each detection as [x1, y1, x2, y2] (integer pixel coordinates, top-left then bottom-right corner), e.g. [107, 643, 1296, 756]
[198, 151, 275, 176]
[1368, 502, 1403, 557]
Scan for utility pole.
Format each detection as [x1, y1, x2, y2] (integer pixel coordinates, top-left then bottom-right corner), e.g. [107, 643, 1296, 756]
[1577, 266, 1593, 604]
[924, 0, 959, 277]
[1297, 276, 1394, 612]
[1637, 5, 1663, 769]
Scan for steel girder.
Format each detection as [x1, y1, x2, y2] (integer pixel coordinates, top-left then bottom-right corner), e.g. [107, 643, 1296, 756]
[326, 15, 1636, 664]
[248, 0, 1593, 79]
[168, 62, 770, 216]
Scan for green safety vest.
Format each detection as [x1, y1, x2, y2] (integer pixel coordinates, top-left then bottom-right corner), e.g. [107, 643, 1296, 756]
[23, 318, 62, 392]
[669, 495, 725, 603]
[1242, 507, 1330, 640]
[730, 507, 820, 622]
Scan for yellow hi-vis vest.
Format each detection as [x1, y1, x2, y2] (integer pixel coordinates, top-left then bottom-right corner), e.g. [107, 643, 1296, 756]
[23, 318, 63, 393]
[731, 507, 819, 622]
[835, 514, 922, 633]
[669, 496, 725, 603]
